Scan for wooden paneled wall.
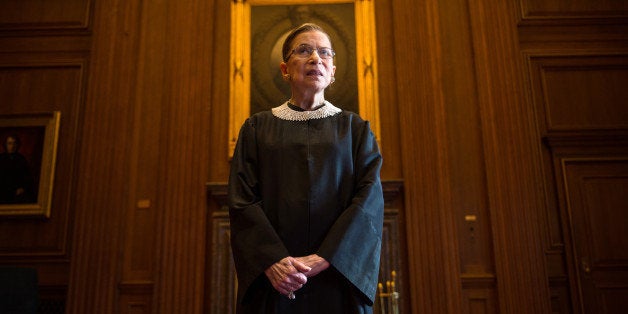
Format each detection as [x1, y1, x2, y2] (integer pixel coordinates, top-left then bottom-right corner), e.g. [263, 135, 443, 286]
[519, 0, 628, 312]
[0, 0, 625, 313]
[389, 0, 553, 312]
[0, 0, 91, 312]
[1, 0, 215, 312]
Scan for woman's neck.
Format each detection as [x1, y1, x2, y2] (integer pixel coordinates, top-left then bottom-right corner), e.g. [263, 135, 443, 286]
[289, 93, 326, 111]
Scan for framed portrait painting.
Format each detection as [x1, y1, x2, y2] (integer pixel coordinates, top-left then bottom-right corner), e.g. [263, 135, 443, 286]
[0, 112, 60, 217]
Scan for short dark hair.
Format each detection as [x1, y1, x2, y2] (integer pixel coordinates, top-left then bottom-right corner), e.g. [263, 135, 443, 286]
[282, 23, 332, 62]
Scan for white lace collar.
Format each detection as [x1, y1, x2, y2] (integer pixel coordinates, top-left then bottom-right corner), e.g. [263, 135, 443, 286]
[271, 101, 341, 121]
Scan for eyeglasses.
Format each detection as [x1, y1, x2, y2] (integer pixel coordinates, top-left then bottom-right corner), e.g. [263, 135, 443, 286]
[286, 44, 335, 60]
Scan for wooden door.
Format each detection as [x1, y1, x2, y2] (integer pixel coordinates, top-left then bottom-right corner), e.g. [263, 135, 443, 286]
[520, 0, 628, 308]
[562, 158, 628, 313]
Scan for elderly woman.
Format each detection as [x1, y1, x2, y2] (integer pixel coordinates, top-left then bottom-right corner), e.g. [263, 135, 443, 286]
[228, 23, 384, 313]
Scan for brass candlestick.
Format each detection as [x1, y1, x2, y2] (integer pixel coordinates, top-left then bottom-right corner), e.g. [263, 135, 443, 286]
[377, 270, 400, 314]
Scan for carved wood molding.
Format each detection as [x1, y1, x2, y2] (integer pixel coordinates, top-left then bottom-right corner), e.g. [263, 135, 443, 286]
[0, 0, 93, 33]
[543, 131, 628, 148]
[518, 0, 628, 22]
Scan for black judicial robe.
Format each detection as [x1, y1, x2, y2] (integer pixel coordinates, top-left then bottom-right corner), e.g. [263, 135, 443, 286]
[228, 102, 384, 314]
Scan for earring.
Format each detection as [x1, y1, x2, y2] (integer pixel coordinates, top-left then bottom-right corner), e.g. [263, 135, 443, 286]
[283, 74, 291, 81]
[330, 76, 335, 84]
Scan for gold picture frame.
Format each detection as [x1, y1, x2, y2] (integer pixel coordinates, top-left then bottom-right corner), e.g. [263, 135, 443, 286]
[0, 111, 60, 217]
[229, 0, 380, 157]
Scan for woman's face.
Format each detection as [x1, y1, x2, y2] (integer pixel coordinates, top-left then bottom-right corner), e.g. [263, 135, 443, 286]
[281, 31, 336, 94]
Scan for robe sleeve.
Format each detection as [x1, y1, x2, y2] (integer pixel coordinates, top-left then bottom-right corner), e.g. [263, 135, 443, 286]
[317, 120, 384, 305]
[228, 118, 290, 303]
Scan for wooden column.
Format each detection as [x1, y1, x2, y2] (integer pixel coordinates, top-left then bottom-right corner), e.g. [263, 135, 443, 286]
[67, 0, 144, 311]
[392, 0, 463, 312]
[468, 0, 552, 312]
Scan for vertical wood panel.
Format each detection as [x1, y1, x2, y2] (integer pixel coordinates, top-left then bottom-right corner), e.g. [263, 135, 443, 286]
[152, 0, 214, 312]
[393, 0, 462, 312]
[437, 0, 499, 308]
[439, 0, 495, 277]
[207, 211, 237, 314]
[373, 0, 402, 179]
[119, 0, 169, 304]
[468, 0, 552, 312]
[66, 0, 143, 311]
[207, 0, 232, 182]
